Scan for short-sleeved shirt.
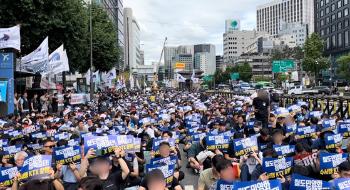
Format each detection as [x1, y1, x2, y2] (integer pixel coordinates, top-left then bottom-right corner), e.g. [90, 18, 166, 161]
[253, 97, 270, 121]
[188, 142, 204, 159]
[198, 168, 218, 190]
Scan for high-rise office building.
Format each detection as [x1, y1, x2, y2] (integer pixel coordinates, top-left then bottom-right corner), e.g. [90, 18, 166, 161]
[194, 44, 216, 75]
[279, 21, 308, 47]
[164, 46, 178, 79]
[257, 0, 314, 36]
[223, 30, 267, 64]
[176, 54, 193, 71]
[124, 8, 141, 72]
[315, 0, 350, 57]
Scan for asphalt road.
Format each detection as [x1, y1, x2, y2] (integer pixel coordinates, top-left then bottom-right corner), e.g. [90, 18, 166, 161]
[179, 145, 199, 190]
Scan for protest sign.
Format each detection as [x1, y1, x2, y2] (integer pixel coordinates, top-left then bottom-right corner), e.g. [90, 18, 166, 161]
[215, 180, 234, 190]
[22, 125, 37, 135]
[338, 122, 350, 138]
[1, 144, 22, 159]
[8, 130, 23, 140]
[233, 179, 282, 190]
[296, 125, 317, 139]
[263, 157, 293, 178]
[294, 152, 318, 167]
[233, 136, 258, 157]
[152, 138, 176, 151]
[273, 145, 295, 156]
[54, 132, 71, 141]
[334, 178, 350, 190]
[20, 155, 52, 181]
[192, 132, 206, 142]
[290, 174, 331, 190]
[133, 138, 141, 153]
[0, 139, 8, 151]
[320, 153, 348, 175]
[150, 155, 178, 166]
[67, 138, 80, 147]
[27, 143, 43, 151]
[84, 135, 117, 156]
[322, 119, 336, 131]
[53, 146, 81, 165]
[31, 132, 47, 140]
[146, 164, 175, 187]
[0, 167, 18, 187]
[206, 135, 230, 151]
[325, 134, 342, 149]
[286, 124, 297, 136]
[115, 135, 135, 153]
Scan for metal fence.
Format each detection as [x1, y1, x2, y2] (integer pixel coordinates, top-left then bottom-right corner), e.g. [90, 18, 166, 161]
[207, 91, 350, 119]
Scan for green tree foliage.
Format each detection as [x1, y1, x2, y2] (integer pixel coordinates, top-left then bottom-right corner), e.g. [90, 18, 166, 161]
[0, 0, 119, 72]
[214, 63, 252, 84]
[88, 3, 120, 72]
[302, 33, 329, 74]
[337, 53, 350, 81]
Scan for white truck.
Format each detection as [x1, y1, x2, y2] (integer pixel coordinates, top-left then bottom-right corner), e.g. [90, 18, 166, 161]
[287, 85, 318, 95]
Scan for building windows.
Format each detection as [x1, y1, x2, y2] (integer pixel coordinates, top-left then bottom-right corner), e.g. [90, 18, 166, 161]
[338, 22, 343, 29]
[321, 0, 324, 7]
[332, 25, 336, 32]
[326, 37, 330, 49]
[338, 11, 342, 18]
[338, 33, 343, 47]
[345, 19, 349, 27]
[345, 31, 349, 46]
[326, 0, 330, 4]
[345, 8, 349, 16]
[338, 0, 342, 8]
[332, 4, 336, 11]
[332, 14, 336, 21]
[345, 0, 349, 5]
[321, 10, 324, 17]
[326, 16, 330, 24]
[321, 19, 325, 26]
[332, 35, 336, 47]
[321, 29, 325, 36]
[326, 7, 330, 14]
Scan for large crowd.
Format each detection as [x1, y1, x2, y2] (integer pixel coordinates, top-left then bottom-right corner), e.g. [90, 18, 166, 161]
[1, 89, 350, 190]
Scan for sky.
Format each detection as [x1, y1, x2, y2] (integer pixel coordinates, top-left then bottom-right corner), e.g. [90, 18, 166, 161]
[124, 0, 271, 65]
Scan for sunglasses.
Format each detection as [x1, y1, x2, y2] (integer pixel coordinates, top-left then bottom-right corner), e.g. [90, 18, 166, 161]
[44, 145, 55, 149]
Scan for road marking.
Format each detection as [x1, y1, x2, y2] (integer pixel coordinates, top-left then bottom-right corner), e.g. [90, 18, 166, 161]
[185, 185, 194, 190]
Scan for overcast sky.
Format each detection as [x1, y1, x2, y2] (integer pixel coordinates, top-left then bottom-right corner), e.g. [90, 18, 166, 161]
[124, 0, 271, 65]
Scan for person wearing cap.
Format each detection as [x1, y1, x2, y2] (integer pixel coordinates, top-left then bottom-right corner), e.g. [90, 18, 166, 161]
[252, 90, 270, 128]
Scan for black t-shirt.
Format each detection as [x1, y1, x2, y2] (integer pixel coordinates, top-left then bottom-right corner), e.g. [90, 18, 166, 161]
[64, 94, 71, 106]
[253, 97, 270, 121]
[101, 171, 126, 190]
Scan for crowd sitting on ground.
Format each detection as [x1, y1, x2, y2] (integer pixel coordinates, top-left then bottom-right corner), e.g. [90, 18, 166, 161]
[1, 89, 350, 190]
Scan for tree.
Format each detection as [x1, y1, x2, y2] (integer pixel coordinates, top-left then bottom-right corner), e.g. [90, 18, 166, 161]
[0, 0, 89, 72]
[0, 0, 120, 73]
[337, 53, 350, 81]
[237, 63, 252, 82]
[302, 33, 329, 79]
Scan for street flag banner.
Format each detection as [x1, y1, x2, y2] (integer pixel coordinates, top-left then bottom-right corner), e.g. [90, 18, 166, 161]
[129, 74, 134, 89]
[191, 70, 199, 83]
[338, 122, 350, 138]
[0, 25, 20, 50]
[19, 155, 52, 181]
[102, 68, 116, 87]
[334, 178, 350, 190]
[176, 73, 186, 82]
[325, 133, 342, 149]
[296, 125, 317, 139]
[205, 135, 230, 150]
[84, 135, 117, 156]
[290, 174, 331, 190]
[146, 164, 175, 187]
[150, 155, 178, 165]
[233, 179, 282, 190]
[20, 37, 49, 73]
[0, 81, 8, 102]
[0, 167, 18, 187]
[262, 157, 293, 178]
[320, 152, 348, 175]
[53, 146, 81, 165]
[42, 44, 69, 76]
[273, 145, 295, 156]
[233, 136, 258, 157]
